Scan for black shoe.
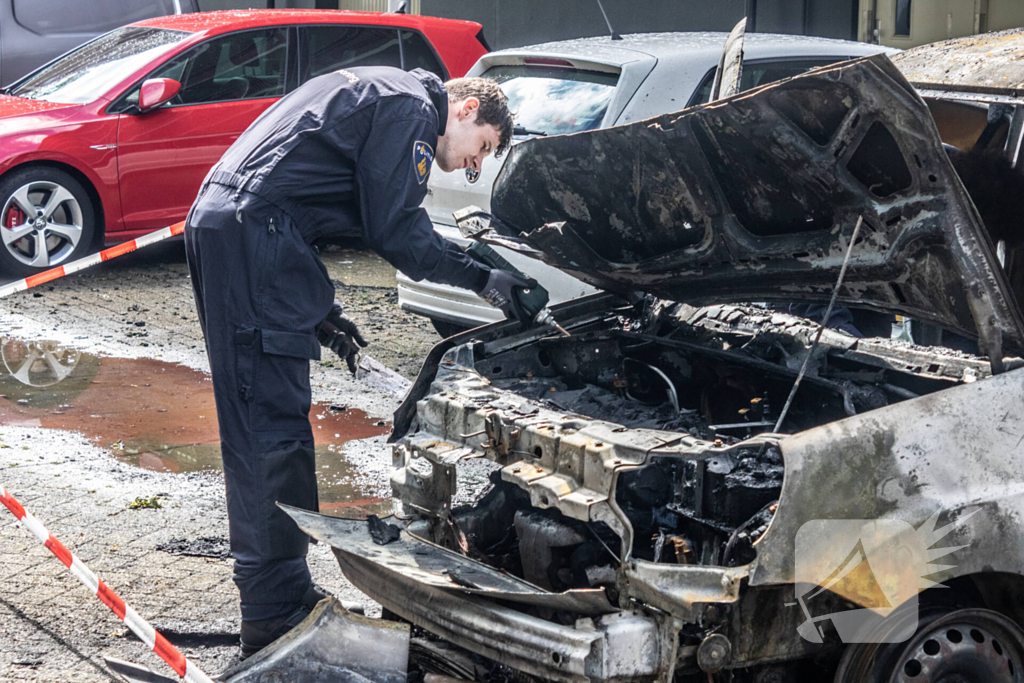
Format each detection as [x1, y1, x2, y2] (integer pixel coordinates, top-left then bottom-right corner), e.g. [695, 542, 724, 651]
[239, 605, 310, 659]
[303, 583, 367, 615]
[301, 583, 331, 610]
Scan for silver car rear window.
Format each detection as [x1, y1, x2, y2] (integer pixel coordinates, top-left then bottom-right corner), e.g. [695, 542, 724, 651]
[481, 64, 619, 136]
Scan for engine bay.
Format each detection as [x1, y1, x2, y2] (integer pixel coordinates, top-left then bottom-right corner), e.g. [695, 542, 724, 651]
[393, 295, 1001, 610]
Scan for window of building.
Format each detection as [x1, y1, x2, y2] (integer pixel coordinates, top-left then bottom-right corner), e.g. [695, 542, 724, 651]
[895, 0, 912, 36]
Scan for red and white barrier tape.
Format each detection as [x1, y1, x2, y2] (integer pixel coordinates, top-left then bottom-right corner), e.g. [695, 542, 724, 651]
[0, 221, 186, 300]
[0, 484, 215, 683]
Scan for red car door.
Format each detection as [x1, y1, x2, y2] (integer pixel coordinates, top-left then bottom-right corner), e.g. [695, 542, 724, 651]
[115, 27, 289, 236]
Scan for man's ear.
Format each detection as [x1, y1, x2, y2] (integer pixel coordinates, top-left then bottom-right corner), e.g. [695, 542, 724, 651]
[459, 96, 480, 121]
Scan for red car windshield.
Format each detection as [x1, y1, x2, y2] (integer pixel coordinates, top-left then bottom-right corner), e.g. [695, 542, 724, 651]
[8, 26, 191, 105]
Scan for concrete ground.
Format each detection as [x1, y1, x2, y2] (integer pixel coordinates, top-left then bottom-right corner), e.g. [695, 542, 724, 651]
[0, 240, 442, 681]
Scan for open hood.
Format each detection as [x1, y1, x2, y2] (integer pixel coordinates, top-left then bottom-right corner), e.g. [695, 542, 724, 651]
[487, 54, 1024, 362]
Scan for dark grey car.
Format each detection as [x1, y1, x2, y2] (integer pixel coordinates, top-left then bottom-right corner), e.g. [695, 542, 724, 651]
[0, 0, 197, 85]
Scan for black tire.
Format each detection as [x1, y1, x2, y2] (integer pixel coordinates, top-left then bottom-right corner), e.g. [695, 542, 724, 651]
[834, 606, 1024, 682]
[0, 166, 96, 277]
[430, 318, 470, 338]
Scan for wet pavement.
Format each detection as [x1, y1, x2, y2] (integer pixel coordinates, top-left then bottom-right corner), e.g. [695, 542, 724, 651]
[0, 338, 392, 516]
[0, 239, 441, 681]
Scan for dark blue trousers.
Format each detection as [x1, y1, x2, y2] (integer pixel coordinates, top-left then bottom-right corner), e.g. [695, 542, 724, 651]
[185, 184, 333, 621]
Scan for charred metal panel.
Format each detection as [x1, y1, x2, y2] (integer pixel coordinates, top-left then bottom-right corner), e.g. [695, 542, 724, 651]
[751, 367, 1024, 601]
[709, 18, 745, 101]
[390, 292, 630, 442]
[283, 507, 618, 616]
[489, 54, 1024, 360]
[892, 28, 1024, 101]
[285, 505, 664, 683]
[221, 598, 410, 683]
[688, 303, 1003, 383]
[623, 561, 747, 622]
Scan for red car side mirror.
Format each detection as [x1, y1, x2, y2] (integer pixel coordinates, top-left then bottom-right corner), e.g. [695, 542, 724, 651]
[138, 78, 181, 112]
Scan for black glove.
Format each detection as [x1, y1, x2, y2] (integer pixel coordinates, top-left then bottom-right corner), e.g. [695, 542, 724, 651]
[316, 301, 368, 375]
[475, 268, 538, 322]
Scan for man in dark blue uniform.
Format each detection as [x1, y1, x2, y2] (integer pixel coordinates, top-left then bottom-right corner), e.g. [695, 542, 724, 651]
[184, 66, 520, 656]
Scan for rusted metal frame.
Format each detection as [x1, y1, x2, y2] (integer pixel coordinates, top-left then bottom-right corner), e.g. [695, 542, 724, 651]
[915, 88, 1024, 107]
[612, 330, 857, 416]
[390, 292, 629, 442]
[333, 550, 664, 683]
[1006, 104, 1024, 167]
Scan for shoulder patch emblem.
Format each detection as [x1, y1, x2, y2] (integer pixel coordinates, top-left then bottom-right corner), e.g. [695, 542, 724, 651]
[413, 140, 434, 185]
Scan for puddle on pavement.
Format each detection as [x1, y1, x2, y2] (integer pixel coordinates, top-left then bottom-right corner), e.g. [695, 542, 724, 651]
[0, 337, 391, 517]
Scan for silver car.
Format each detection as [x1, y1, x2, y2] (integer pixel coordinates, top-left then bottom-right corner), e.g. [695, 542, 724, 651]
[398, 32, 894, 336]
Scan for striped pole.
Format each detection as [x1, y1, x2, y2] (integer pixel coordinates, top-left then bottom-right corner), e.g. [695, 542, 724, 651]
[0, 221, 186, 300]
[0, 484, 215, 683]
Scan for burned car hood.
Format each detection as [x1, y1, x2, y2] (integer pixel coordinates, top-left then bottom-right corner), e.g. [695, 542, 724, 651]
[488, 54, 1024, 361]
[891, 28, 1024, 103]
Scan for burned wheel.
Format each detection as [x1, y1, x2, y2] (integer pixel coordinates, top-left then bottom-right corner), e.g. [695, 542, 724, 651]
[0, 167, 95, 276]
[835, 608, 1024, 683]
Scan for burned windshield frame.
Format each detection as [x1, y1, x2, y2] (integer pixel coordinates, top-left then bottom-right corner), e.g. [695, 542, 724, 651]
[481, 64, 619, 136]
[6, 26, 191, 104]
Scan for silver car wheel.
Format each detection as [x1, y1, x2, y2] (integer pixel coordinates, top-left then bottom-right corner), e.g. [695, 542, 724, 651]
[1, 338, 81, 388]
[0, 180, 84, 269]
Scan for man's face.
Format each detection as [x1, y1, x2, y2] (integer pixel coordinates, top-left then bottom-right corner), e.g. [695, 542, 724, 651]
[436, 97, 502, 174]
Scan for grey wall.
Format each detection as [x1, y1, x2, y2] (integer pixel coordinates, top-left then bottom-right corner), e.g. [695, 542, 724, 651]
[420, 0, 857, 50]
[753, 0, 858, 38]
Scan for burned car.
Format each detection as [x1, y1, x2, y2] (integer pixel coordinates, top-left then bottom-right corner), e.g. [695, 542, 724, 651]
[285, 35, 1024, 683]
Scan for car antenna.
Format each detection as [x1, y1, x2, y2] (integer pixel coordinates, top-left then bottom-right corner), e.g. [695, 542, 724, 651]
[595, 0, 622, 40]
[771, 215, 864, 434]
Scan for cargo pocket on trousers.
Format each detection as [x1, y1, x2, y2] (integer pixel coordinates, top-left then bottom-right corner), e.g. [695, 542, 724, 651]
[261, 439, 318, 559]
[234, 326, 260, 403]
[251, 329, 321, 432]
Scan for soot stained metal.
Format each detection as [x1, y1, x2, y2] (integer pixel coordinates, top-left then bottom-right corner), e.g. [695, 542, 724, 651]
[487, 54, 1024, 366]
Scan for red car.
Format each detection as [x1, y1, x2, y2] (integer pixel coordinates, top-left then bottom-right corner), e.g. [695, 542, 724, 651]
[0, 10, 487, 275]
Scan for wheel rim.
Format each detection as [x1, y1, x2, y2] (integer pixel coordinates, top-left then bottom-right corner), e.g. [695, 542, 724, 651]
[1, 338, 81, 388]
[890, 609, 1023, 683]
[1, 180, 84, 268]
[837, 608, 1024, 683]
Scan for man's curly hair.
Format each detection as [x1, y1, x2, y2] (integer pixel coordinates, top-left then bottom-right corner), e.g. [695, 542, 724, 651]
[445, 77, 514, 157]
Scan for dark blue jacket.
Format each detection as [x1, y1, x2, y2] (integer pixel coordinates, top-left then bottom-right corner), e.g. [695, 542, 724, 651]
[201, 66, 488, 291]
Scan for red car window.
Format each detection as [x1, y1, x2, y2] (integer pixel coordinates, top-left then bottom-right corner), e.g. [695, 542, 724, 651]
[144, 28, 289, 106]
[299, 26, 402, 83]
[398, 30, 445, 79]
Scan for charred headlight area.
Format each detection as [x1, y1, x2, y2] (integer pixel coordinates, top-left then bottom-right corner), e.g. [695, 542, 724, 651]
[447, 471, 624, 596]
[617, 447, 782, 569]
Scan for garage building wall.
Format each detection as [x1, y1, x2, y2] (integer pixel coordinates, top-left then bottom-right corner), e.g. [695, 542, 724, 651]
[414, 0, 862, 49]
[859, 0, 1024, 48]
